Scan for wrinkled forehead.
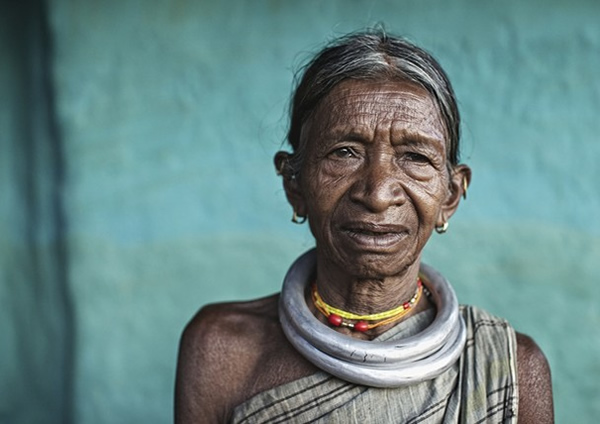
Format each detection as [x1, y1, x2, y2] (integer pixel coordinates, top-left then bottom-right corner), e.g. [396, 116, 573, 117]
[303, 79, 448, 144]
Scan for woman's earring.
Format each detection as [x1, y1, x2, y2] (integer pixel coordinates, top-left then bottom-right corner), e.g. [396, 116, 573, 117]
[292, 211, 307, 224]
[435, 221, 449, 234]
[462, 178, 468, 200]
[276, 162, 285, 176]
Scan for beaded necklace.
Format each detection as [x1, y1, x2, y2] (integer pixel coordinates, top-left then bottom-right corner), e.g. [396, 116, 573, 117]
[312, 279, 424, 332]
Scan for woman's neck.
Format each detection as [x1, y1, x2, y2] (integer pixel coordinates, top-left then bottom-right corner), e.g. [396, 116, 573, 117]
[309, 257, 433, 339]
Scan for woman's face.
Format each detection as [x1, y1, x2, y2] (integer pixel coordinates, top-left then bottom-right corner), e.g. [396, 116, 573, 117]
[293, 79, 458, 279]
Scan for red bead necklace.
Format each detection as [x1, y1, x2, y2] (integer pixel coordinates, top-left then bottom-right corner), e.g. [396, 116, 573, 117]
[312, 279, 424, 332]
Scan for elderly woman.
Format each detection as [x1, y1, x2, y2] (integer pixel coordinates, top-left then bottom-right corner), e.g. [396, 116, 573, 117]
[175, 31, 553, 423]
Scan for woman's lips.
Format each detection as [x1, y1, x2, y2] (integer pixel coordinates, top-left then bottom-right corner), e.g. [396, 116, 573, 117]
[340, 222, 408, 250]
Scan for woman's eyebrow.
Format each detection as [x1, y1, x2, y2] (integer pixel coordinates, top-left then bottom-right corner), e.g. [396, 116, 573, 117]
[316, 124, 446, 153]
[320, 124, 371, 141]
[393, 131, 445, 153]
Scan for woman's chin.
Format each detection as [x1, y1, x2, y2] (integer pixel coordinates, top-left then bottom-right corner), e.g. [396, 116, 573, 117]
[330, 247, 417, 280]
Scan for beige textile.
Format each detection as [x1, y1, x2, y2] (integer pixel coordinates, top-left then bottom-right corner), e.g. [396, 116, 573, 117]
[231, 305, 518, 424]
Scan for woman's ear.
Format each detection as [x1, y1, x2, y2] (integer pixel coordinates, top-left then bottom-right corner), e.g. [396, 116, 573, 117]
[437, 164, 472, 226]
[274, 151, 307, 217]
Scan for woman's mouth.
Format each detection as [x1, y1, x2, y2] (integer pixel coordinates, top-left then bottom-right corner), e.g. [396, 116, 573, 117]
[340, 223, 408, 250]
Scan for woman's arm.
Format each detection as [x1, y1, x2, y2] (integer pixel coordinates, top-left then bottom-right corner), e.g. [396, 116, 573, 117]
[516, 332, 554, 423]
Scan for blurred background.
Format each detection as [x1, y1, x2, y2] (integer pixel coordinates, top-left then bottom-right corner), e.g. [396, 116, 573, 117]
[1, 0, 598, 423]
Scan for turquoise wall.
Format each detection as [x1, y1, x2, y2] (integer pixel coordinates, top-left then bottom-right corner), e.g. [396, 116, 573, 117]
[1, 0, 599, 422]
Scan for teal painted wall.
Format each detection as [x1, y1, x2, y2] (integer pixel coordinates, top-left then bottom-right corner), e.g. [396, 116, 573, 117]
[1, 0, 599, 422]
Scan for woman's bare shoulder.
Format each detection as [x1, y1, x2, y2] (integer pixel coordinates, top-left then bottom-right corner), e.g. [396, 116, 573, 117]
[175, 294, 284, 423]
[515, 332, 554, 423]
[183, 294, 281, 341]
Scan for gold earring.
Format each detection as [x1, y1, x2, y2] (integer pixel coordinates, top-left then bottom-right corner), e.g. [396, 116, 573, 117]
[435, 222, 449, 234]
[462, 178, 468, 200]
[292, 211, 307, 224]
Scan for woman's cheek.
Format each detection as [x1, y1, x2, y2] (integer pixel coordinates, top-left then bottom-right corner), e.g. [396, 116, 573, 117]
[401, 163, 438, 182]
[308, 162, 357, 197]
[404, 165, 448, 196]
[321, 158, 361, 179]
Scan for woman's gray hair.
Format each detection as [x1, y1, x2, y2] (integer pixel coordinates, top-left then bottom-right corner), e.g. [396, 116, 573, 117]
[286, 30, 461, 175]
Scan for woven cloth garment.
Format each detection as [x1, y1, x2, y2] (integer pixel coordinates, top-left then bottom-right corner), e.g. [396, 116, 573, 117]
[231, 305, 518, 424]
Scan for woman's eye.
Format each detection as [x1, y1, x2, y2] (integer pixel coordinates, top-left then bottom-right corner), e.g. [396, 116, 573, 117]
[330, 147, 357, 159]
[404, 152, 430, 163]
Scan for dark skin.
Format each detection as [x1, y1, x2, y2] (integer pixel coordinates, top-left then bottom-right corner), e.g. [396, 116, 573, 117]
[175, 80, 554, 423]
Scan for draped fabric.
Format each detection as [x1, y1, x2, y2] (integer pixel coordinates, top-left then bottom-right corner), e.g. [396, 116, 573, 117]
[231, 305, 518, 424]
[0, 2, 73, 423]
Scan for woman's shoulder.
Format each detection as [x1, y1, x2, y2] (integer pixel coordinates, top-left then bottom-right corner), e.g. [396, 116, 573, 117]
[175, 294, 284, 423]
[183, 294, 281, 341]
[176, 294, 318, 423]
[515, 332, 554, 423]
[177, 293, 286, 387]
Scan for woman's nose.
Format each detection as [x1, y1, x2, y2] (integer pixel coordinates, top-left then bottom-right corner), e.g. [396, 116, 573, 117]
[349, 156, 406, 212]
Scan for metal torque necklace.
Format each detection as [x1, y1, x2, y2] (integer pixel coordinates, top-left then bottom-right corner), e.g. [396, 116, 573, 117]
[279, 249, 466, 388]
